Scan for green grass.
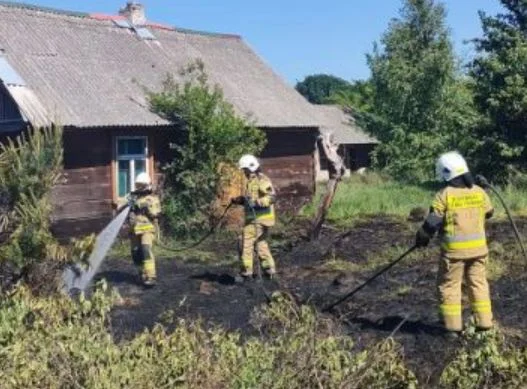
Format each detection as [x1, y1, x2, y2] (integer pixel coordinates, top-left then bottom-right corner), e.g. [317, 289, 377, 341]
[302, 172, 527, 226]
[302, 173, 434, 225]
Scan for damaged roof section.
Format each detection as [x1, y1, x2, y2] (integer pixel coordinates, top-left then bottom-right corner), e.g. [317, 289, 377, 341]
[0, 55, 50, 128]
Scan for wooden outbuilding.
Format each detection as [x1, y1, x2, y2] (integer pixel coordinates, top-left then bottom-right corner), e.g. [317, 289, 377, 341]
[313, 105, 378, 181]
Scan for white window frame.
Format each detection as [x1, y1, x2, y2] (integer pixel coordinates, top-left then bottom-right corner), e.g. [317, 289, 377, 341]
[115, 136, 149, 198]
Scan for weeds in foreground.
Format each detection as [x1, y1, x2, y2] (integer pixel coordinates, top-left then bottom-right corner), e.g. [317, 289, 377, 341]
[440, 324, 527, 389]
[0, 284, 417, 389]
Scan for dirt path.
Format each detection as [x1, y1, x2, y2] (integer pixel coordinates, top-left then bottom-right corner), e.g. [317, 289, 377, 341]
[99, 216, 527, 386]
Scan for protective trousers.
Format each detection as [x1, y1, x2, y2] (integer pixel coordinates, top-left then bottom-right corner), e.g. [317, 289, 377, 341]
[130, 232, 156, 283]
[240, 223, 275, 276]
[437, 255, 493, 332]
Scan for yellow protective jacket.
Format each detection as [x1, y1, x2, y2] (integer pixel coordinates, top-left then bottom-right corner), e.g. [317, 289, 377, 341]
[129, 192, 161, 235]
[244, 173, 276, 227]
[432, 185, 493, 259]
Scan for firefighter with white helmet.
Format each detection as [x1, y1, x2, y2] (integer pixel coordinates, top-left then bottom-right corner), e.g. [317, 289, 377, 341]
[231, 154, 277, 281]
[415, 151, 494, 334]
[128, 172, 161, 287]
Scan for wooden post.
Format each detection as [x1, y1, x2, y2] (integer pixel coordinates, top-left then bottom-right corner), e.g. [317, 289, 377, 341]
[310, 133, 344, 240]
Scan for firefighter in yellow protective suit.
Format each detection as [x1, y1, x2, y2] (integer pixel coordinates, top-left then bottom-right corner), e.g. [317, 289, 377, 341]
[231, 154, 277, 282]
[128, 172, 161, 287]
[415, 151, 494, 334]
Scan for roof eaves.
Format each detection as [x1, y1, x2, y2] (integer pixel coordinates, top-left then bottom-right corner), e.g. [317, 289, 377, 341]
[0, 0, 88, 18]
[64, 123, 176, 130]
[173, 26, 241, 39]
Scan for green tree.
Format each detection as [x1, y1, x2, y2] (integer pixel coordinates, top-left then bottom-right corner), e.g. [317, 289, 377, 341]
[470, 0, 527, 180]
[148, 61, 266, 236]
[366, 0, 479, 181]
[295, 74, 351, 104]
[327, 79, 374, 113]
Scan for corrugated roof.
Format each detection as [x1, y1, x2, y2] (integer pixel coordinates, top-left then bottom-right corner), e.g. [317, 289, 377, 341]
[0, 2, 320, 128]
[313, 105, 378, 145]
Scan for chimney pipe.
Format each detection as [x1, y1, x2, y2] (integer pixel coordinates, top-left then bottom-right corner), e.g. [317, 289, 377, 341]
[119, 1, 146, 26]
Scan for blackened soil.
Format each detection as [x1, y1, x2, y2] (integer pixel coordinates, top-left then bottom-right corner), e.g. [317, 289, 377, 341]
[98, 216, 527, 387]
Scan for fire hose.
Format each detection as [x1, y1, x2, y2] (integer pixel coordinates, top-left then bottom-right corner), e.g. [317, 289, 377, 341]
[322, 245, 418, 312]
[155, 203, 234, 253]
[323, 175, 527, 313]
[475, 175, 527, 263]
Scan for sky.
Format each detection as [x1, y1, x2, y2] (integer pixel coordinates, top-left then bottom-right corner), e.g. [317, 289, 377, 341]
[10, 0, 505, 85]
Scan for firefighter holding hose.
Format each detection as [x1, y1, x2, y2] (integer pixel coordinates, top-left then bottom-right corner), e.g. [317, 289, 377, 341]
[128, 172, 161, 287]
[231, 154, 277, 282]
[415, 151, 494, 334]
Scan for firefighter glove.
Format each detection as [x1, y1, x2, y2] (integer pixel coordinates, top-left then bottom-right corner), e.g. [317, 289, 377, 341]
[415, 228, 431, 248]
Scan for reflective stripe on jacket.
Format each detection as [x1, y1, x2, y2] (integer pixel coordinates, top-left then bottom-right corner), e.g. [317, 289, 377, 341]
[244, 173, 276, 227]
[129, 193, 161, 235]
[432, 185, 493, 259]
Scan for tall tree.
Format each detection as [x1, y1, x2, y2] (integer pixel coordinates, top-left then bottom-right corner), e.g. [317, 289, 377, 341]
[327, 80, 374, 113]
[295, 74, 351, 104]
[366, 0, 479, 181]
[470, 0, 527, 180]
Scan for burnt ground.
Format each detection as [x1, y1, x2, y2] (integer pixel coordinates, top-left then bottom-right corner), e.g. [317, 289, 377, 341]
[98, 216, 527, 386]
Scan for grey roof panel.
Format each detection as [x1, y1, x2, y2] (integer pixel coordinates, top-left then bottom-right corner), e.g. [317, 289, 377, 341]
[113, 19, 132, 29]
[313, 105, 378, 145]
[0, 3, 320, 128]
[0, 56, 25, 85]
[134, 27, 156, 40]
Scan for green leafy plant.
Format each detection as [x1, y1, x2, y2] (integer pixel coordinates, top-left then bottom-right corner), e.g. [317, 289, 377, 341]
[0, 126, 64, 272]
[148, 60, 266, 237]
[440, 324, 527, 389]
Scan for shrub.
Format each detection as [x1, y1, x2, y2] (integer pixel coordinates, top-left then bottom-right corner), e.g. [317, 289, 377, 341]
[440, 324, 527, 389]
[148, 60, 266, 237]
[0, 286, 418, 389]
[0, 126, 65, 278]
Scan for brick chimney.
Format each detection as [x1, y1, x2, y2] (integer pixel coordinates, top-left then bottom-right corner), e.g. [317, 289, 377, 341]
[119, 1, 146, 25]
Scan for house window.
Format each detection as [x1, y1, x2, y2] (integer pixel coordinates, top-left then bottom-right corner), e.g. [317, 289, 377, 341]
[116, 136, 149, 198]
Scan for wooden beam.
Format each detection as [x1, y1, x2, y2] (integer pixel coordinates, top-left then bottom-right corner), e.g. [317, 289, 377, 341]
[310, 133, 345, 240]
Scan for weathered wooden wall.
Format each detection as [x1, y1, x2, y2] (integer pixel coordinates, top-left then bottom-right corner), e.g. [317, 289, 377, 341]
[51, 126, 318, 237]
[51, 127, 179, 237]
[260, 128, 317, 211]
[0, 83, 25, 133]
[51, 129, 113, 237]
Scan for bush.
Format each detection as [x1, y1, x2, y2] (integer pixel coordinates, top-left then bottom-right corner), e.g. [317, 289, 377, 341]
[0, 286, 418, 389]
[148, 60, 266, 237]
[440, 324, 527, 389]
[0, 126, 65, 274]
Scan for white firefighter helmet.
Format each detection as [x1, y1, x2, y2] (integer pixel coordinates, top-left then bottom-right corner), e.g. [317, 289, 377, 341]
[238, 154, 260, 172]
[135, 172, 152, 186]
[436, 151, 469, 182]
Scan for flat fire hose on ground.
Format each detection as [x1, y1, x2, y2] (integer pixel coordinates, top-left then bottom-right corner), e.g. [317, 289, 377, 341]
[62, 206, 131, 296]
[155, 203, 233, 253]
[322, 245, 418, 312]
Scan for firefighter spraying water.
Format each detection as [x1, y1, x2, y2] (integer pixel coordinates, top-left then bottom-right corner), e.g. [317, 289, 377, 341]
[62, 172, 161, 294]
